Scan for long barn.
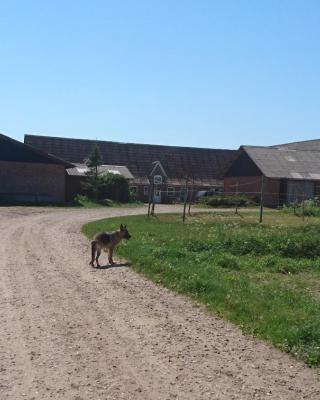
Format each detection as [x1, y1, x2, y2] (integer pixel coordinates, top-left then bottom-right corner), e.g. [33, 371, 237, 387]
[24, 134, 237, 202]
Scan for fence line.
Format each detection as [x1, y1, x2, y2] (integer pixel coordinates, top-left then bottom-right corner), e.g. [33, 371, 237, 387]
[146, 185, 318, 223]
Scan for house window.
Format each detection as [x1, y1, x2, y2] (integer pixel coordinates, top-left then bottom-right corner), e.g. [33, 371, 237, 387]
[130, 186, 137, 194]
[144, 186, 149, 195]
[154, 175, 162, 185]
[167, 187, 175, 197]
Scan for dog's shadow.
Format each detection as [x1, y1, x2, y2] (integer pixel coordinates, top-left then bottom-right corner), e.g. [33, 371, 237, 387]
[93, 262, 131, 270]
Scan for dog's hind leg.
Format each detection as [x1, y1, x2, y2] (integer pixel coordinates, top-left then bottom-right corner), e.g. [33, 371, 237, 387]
[89, 240, 97, 267]
[95, 246, 102, 267]
[108, 247, 115, 265]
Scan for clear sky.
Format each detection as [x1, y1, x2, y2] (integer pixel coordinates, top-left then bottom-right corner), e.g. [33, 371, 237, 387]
[1, 0, 320, 149]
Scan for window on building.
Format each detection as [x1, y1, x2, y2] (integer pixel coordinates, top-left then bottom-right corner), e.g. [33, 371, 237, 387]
[153, 175, 162, 185]
[144, 186, 149, 195]
[167, 187, 175, 197]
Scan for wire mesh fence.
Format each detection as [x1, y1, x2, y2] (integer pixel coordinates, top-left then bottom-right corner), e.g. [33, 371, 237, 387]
[146, 182, 320, 223]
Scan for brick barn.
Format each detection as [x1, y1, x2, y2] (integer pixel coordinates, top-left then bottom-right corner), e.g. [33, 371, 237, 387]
[225, 141, 320, 207]
[0, 133, 72, 203]
[24, 134, 237, 203]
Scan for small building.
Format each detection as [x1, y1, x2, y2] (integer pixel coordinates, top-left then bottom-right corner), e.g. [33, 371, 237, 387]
[224, 143, 320, 207]
[0, 133, 72, 203]
[24, 134, 237, 203]
[66, 164, 134, 200]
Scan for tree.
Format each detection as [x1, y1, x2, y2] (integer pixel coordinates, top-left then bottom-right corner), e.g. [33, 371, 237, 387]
[83, 144, 103, 199]
[85, 143, 102, 176]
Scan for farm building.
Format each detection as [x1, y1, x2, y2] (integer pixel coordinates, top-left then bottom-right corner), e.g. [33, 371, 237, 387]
[0, 133, 72, 203]
[66, 164, 134, 200]
[225, 141, 320, 207]
[24, 134, 237, 202]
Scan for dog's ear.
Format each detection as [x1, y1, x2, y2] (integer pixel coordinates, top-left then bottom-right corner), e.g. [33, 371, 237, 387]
[120, 224, 124, 231]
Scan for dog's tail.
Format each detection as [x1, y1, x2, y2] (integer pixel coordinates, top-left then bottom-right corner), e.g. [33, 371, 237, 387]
[89, 240, 96, 266]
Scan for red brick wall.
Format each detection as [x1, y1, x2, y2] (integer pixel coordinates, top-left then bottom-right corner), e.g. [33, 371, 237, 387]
[0, 161, 66, 202]
[224, 176, 280, 207]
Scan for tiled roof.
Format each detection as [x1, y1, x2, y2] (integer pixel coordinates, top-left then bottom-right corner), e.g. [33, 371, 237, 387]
[0, 133, 73, 167]
[271, 139, 320, 151]
[25, 135, 237, 183]
[242, 145, 320, 180]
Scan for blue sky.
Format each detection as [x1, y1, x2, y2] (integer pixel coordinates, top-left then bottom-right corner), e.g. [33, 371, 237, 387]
[1, 1, 320, 149]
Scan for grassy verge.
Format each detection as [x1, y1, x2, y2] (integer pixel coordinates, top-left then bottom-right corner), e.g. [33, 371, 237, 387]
[74, 195, 144, 208]
[82, 211, 320, 367]
[0, 196, 144, 208]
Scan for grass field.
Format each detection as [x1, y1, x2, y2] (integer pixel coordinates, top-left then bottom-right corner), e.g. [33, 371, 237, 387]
[82, 211, 320, 367]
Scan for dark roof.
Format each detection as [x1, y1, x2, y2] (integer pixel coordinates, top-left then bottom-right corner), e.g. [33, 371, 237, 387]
[240, 145, 320, 180]
[24, 135, 237, 182]
[271, 139, 320, 151]
[0, 133, 73, 167]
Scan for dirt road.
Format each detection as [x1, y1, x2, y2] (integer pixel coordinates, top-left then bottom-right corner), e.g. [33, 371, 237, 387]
[0, 206, 319, 400]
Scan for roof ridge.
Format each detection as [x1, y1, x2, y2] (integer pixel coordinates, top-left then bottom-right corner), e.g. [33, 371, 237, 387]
[24, 134, 236, 152]
[272, 138, 320, 147]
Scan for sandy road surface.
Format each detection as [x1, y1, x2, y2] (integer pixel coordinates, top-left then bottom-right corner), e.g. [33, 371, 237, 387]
[0, 206, 319, 400]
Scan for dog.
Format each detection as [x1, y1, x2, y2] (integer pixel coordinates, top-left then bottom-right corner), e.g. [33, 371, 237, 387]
[89, 224, 131, 267]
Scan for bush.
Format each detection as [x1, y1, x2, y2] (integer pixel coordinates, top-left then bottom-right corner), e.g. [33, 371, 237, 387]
[283, 199, 320, 217]
[200, 194, 256, 208]
[97, 173, 130, 202]
[82, 173, 130, 202]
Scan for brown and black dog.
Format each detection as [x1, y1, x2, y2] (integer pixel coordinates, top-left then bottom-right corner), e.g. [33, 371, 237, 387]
[89, 224, 131, 267]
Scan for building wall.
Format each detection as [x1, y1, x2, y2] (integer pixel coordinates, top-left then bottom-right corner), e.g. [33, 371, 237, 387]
[66, 175, 85, 201]
[224, 176, 281, 207]
[0, 161, 66, 202]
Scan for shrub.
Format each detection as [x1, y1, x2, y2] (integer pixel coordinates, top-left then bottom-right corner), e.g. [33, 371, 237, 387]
[282, 199, 320, 217]
[97, 173, 130, 202]
[200, 194, 256, 208]
[82, 173, 130, 202]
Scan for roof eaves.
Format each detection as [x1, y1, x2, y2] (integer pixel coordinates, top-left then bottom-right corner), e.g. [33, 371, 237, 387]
[1, 133, 73, 168]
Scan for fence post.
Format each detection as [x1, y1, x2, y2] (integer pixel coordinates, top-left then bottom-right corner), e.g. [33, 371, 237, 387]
[188, 182, 194, 216]
[259, 175, 264, 223]
[235, 182, 239, 214]
[147, 181, 153, 217]
[302, 192, 305, 221]
[182, 179, 189, 223]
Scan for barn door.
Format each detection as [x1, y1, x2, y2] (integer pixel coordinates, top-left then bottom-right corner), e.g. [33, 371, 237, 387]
[153, 188, 161, 203]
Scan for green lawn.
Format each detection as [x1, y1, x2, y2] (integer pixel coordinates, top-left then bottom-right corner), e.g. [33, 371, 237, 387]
[82, 211, 320, 367]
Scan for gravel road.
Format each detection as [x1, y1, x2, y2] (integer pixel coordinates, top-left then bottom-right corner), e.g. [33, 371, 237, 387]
[0, 206, 319, 400]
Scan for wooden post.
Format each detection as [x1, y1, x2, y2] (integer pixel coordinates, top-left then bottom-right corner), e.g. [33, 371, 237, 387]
[151, 185, 156, 216]
[182, 179, 189, 223]
[151, 201, 155, 216]
[235, 182, 239, 215]
[147, 180, 154, 217]
[259, 175, 264, 224]
[302, 192, 305, 221]
[188, 181, 194, 216]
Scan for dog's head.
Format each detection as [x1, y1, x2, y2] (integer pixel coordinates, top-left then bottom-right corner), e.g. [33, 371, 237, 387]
[120, 224, 131, 240]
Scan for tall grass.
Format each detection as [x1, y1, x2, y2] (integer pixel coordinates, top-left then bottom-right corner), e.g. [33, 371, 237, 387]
[283, 199, 320, 217]
[83, 213, 320, 367]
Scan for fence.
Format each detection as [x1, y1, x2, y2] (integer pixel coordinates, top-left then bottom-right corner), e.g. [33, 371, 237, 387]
[146, 180, 318, 223]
